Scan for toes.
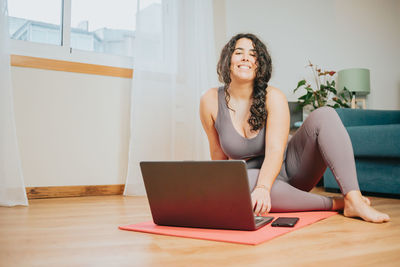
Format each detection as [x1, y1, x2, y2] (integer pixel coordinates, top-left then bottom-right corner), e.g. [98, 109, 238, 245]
[382, 214, 390, 222]
[372, 213, 390, 223]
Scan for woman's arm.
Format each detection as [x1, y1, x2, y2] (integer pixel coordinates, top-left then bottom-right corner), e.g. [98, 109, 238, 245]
[258, 87, 290, 189]
[199, 88, 228, 160]
[252, 87, 290, 214]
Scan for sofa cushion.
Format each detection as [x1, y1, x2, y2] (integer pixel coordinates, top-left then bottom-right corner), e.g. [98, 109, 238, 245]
[337, 109, 400, 127]
[346, 124, 400, 158]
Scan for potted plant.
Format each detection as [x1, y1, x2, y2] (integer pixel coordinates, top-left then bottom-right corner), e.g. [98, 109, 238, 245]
[293, 61, 352, 113]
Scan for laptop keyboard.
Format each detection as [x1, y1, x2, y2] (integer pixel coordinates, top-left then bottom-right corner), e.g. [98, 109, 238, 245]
[254, 216, 274, 226]
[255, 216, 266, 224]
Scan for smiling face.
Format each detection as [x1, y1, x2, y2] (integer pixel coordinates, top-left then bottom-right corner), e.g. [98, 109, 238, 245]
[230, 38, 257, 82]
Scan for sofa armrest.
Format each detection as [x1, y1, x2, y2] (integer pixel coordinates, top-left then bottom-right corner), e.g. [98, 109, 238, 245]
[336, 108, 400, 127]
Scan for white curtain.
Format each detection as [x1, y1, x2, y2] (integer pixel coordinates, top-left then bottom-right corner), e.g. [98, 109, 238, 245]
[0, 0, 28, 206]
[124, 0, 218, 195]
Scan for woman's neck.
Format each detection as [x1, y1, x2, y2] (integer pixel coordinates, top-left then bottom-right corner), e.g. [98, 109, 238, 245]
[228, 80, 253, 100]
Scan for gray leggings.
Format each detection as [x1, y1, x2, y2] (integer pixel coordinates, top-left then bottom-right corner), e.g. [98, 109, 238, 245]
[247, 107, 360, 212]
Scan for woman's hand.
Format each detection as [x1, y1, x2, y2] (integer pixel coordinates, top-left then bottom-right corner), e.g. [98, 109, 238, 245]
[251, 186, 271, 215]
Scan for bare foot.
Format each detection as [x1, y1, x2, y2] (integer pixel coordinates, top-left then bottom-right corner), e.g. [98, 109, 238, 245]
[343, 191, 390, 223]
[362, 196, 371, 206]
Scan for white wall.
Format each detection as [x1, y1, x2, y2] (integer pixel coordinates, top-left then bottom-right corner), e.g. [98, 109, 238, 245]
[223, 0, 400, 109]
[12, 67, 131, 187]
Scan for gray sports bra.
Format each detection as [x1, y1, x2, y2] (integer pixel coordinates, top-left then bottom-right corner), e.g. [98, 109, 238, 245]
[214, 86, 266, 160]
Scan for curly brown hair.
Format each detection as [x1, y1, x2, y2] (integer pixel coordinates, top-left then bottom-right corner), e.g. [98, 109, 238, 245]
[217, 33, 272, 131]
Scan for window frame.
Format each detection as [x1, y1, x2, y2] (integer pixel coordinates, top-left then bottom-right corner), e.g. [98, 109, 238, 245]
[9, 0, 134, 69]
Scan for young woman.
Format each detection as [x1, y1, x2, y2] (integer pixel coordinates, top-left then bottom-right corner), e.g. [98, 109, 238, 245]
[200, 33, 390, 223]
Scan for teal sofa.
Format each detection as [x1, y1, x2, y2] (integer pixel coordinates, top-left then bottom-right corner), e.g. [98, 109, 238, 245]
[324, 108, 400, 197]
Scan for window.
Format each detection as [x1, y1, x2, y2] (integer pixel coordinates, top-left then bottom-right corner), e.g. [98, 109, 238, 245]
[8, 0, 62, 45]
[71, 0, 137, 57]
[7, 0, 162, 68]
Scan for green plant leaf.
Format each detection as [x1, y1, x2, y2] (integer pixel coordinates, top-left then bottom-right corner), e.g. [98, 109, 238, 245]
[294, 80, 306, 92]
[295, 63, 342, 109]
[305, 86, 313, 93]
[298, 94, 308, 100]
[328, 87, 337, 94]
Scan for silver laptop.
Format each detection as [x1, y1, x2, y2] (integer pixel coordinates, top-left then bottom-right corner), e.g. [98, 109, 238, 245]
[140, 160, 274, 231]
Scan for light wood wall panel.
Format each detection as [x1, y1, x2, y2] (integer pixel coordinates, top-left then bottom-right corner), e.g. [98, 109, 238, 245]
[10, 55, 133, 78]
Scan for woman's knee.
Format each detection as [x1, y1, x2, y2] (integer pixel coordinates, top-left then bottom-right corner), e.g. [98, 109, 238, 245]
[311, 106, 338, 120]
[306, 106, 342, 131]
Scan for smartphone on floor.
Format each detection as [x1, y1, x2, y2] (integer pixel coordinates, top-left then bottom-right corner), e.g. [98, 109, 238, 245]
[271, 217, 299, 227]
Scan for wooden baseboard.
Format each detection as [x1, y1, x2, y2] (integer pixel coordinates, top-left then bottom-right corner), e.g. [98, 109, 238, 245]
[26, 184, 125, 199]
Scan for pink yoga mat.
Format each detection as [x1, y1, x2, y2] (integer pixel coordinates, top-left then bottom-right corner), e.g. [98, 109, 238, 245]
[119, 211, 338, 245]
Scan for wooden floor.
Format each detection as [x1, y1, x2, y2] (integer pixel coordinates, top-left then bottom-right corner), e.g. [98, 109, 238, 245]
[1, 188, 400, 267]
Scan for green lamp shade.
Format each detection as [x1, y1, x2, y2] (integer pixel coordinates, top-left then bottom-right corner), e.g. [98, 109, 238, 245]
[337, 68, 370, 95]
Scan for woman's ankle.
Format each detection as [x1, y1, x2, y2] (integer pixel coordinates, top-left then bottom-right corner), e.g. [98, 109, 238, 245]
[344, 190, 363, 202]
[331, 196, 344, 211]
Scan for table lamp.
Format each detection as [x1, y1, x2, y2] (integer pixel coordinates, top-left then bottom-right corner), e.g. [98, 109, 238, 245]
[337, 68, 370, 109]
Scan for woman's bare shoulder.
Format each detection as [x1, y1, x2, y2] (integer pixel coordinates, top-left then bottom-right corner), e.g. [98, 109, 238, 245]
[266, 86, 288, 113]
[266, 86, 287, 102]
[201, 87, 219, 101]
[200, 87, 219, 118]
